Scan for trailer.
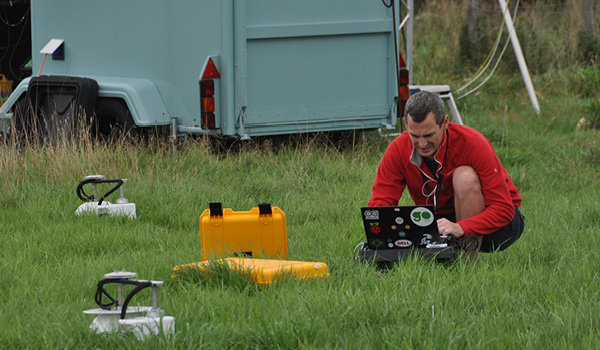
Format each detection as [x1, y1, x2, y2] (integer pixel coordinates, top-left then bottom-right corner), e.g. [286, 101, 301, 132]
[0, 0, 399, 140]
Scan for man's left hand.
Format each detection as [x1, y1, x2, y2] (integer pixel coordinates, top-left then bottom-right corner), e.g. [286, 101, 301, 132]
[437, 218, 464, 238]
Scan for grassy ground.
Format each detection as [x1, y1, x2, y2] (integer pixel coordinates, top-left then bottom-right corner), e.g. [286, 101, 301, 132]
[1, 90, 599, 349]
[2, 2, 600, 349]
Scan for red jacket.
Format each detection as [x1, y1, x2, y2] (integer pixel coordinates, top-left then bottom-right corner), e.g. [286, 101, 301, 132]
[369, 122, 521, 236]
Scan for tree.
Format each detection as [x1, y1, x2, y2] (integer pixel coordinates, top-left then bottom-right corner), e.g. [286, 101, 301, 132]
[459, 0, 489, 66]
[579, 0, 599, 62]
[582, 0, 598, 37]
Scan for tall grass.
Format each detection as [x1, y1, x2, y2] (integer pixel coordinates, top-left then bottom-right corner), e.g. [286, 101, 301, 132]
[413, 0, 598, 86]
[1, 2, 600, 349]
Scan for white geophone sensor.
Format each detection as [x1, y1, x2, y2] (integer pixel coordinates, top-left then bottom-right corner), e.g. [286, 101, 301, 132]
[83, 271, 175, 340]
[75, 175, 136, 218]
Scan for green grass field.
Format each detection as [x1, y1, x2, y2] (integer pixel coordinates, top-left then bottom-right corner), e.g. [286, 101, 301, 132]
[2, 2, 600, 349]
[1, 88, 599, 348]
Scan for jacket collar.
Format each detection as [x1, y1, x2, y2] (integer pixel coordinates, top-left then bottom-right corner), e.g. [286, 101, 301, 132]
[408, 128, 448, 175]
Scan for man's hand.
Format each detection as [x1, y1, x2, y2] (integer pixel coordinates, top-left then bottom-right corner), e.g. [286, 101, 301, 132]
[437, 218, 464, 238]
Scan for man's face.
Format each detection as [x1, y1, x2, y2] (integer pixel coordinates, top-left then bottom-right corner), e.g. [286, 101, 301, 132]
[405, 112, 449, 159]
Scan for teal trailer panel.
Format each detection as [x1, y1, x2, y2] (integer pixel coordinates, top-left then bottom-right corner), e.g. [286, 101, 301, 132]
[2, 0, 397, 138]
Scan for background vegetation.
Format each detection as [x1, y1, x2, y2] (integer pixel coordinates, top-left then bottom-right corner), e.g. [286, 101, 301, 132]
[1, 1, 599, 348]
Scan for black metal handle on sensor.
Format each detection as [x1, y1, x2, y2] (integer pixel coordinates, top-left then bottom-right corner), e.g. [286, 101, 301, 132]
[119, 281, 153, 320]
[94, 278, 153, 319]
[77, 178, 124, 205]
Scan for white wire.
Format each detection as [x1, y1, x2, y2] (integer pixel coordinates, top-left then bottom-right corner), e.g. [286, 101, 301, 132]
[457, 0, 521, 99]
[456, 21, 505, 93]
[456, 0, 515, 94]
[353, 242, 366, 258]
[457, 29, 512, 99]
[421, 178, 438, 205]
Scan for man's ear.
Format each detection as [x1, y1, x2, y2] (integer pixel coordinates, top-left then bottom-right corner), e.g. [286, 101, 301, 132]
[441, 115, 450, 130]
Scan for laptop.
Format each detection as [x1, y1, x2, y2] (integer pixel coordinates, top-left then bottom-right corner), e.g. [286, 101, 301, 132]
[361, 205, 442, 250]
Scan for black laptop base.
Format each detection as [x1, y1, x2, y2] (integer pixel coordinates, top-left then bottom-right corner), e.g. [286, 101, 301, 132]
[356, 245, 458, 263]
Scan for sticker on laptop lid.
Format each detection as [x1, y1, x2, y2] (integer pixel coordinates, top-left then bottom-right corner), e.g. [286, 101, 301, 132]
[410, 207, 434, 227]
[420, 234, 433, 246]
[370, 239, 384, 248]
[369, 222, 381, 234]
[395, 239, 412, 248]
[364, 210, 379, 220]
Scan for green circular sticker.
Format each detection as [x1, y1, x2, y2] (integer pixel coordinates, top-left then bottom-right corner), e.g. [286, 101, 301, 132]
[410, 207, 434, 227]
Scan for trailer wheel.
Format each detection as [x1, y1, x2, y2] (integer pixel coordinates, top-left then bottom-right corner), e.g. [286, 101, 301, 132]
[93, 98, 139, 141]
[12, 96, 36, 143]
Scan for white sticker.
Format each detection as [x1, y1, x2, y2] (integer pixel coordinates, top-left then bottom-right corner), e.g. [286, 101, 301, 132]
[395, 217, 404, 225]
[364, 210, 379, 220]
[395, 239, 412, 248]
[410, 207, 434, 227]
[420, 234, 433, 246]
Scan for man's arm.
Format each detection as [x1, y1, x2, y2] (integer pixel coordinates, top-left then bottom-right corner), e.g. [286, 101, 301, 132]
[457, 141, 516, 236]
[368, 141, 407, 206]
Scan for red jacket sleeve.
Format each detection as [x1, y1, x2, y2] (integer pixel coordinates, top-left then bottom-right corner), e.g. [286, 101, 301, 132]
[368, 139, 406, 206]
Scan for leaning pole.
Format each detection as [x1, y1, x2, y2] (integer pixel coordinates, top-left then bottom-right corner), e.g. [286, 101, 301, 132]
[498, 0, 541, 115]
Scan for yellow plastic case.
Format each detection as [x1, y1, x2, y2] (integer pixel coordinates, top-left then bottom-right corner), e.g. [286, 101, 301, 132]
[0, 74, 14, 107]
[173, 258, 329, 286]
[199, 202, 288, 261]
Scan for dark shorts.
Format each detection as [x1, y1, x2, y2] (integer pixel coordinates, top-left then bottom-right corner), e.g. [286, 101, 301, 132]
[437, 206, 525, 253]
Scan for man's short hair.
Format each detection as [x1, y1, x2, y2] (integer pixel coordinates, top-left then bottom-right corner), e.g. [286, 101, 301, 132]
[404, 91, 445, 126]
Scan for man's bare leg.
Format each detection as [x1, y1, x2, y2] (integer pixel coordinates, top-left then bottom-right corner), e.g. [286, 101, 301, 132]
[452, 166, 485, 260]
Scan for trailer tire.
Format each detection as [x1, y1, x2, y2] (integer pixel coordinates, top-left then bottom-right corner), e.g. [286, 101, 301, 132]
[93, 98, 139, 142]
[12, 96, 36, 143]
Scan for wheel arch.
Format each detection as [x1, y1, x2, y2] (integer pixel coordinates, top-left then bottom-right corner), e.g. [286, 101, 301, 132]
[92, 76, 172, 128]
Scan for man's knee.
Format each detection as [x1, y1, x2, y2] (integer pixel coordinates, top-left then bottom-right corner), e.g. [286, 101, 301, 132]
[452, 166, 482, 200]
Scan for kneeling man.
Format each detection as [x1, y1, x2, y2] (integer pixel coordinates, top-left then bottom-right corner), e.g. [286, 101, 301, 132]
[369, 91, 524, 256]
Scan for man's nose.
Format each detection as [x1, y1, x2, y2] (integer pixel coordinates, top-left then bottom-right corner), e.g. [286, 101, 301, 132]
[418, 139, 428, 147]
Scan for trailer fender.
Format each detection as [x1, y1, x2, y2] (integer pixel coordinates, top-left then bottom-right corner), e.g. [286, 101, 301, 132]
[0, 78, 30, 132]
[1, 76, 174, 132]
[91, 76, 172, 127]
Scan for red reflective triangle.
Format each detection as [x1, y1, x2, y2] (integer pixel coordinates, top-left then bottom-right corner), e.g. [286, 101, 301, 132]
[202, 58, 220, 79]
[398, 51, 407, 68]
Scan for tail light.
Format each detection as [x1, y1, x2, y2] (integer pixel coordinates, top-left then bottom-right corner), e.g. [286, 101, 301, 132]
[201, 79, 216, 129]
[200, 57, 220, 130]
[397, 52, 409, 118]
